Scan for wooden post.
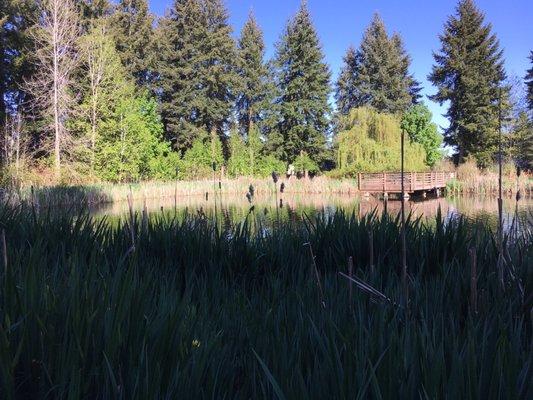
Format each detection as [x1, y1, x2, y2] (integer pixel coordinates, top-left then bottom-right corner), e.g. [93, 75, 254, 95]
[411, 172, 414, 193]
[383, 172, 386, 194]
[358, 173, 362, 191]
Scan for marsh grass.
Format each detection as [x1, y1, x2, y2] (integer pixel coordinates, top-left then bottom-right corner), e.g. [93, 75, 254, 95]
[0, 203, 531, 399]
[7, 177, 360, 207]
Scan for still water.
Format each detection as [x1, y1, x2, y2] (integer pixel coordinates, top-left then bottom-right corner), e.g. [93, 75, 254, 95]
[89, 193, 532, 234]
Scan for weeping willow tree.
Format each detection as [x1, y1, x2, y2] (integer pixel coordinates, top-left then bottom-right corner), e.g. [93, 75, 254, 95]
[335, 107, 428, 175]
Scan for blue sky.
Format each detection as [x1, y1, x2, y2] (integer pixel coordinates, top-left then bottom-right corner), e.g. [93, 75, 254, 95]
[148, 0, 533, 130]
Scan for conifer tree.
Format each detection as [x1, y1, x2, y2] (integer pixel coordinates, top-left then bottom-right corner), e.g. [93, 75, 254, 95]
[335, 46, 359, 116]
[200, 0, 239, 137]
[335, 14, 420, 115]
[156, 0, 238, 152]
[526, 51, 533, 112]
[429, 0, 507, 167]
[77, 0, 112, 31]
[111, 0, 155, 87]
[0, 0, 35, 127]
[236, 12, 270, 138]
[272, 1, 331, 164]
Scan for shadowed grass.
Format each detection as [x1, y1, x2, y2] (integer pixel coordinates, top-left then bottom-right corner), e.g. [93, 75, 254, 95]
[0, 203, 530, 399]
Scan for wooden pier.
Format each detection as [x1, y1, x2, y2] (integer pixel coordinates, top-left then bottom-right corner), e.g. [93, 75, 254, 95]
[357, 172, 455, 195]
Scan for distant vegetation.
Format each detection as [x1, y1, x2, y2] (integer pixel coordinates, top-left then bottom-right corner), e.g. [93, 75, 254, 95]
[0, 0, 532, 187]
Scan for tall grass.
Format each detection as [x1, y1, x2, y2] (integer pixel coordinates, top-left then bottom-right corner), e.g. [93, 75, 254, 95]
[446, 159, 532, 195]
[0, 203, 530, 399]
[5, 177, 361, 207]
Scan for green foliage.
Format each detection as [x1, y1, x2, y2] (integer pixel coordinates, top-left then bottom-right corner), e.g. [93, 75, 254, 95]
[177, 130, 224, 180]
[74, 25, 176, 182]
[227, 132, 250, 177]
[335, 107, 428, 175]
[77, 0, 112, 30]
[401, 103, 443, 167]
[236, 12, 272, 138]
[156, 0, 239, 151]
[526, 51, 533, 112]
[293, 151, 319, 174]
[510, 111, 533, 171]
[227, 126, 286, 178]
[336, 14, 420, 115]
[95, 95, 178, 182]
[0, 0, 35, 129]
[429, 0, 508, 168]
[110, 0, 155, 87]
[271, 2, 331, 165]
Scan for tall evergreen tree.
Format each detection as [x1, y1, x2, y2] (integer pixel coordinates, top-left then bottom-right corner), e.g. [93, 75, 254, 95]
[271, 2, 331, 164]
[156, 0, 238, 152]
[335, 14, 420, 115]
[200, 0, 239, 136]
[236, 12, 270, 138]
[429, 0, 507, 167]
[335, 46, 359, 116]
[76, 0, 112, 30]
[0, 0, 35, 126]
[526, 51, 533, 112]
[110, 0, 155, 87]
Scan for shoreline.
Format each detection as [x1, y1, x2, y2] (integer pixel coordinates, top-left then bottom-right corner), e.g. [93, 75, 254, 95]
[1, 175, 532, 207]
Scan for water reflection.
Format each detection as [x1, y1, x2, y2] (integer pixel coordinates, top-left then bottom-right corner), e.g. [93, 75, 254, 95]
[88, 193, 532, 233]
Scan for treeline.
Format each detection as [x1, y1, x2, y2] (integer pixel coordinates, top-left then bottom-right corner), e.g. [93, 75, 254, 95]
[0, 0, 532, 184]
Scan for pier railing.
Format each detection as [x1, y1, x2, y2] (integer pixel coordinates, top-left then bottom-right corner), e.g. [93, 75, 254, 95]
[357, 172, 455, 194]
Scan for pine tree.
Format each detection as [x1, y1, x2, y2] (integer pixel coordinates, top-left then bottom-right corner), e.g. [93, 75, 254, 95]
[0, 0, 35, 128]
[110, 0, 155, 87]
[526, 51, 533, 112]
[272, 1, 331, 165]
[429, 0, 507, 167]
[236, 12, 270, 138]
[156, 0, 238, 152]
[335, 14, 420, 115]
[335, 46, 359, 116]
[200, 0, 239, 137]
[77, 0, 112, 31]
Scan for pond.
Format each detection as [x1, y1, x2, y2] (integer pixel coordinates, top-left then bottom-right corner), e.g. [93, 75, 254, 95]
[88, 192, 532, 235]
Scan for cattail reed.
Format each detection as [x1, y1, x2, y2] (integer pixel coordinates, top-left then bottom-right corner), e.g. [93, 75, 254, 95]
[348, 256, 354, 303]
[1, 229, 7, 272]
[469, 247, 478, 314]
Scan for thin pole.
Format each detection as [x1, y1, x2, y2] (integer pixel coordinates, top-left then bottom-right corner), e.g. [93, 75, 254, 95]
[401, 129, 408, 307]
[497, 88, 504, 288]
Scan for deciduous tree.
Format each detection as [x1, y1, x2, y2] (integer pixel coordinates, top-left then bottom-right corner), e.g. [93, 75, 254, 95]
[26, 0, 80, 179]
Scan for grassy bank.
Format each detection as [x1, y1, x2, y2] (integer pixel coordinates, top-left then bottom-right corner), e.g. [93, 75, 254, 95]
[4, 172, 532, 208]
[445, 161, 532, 195]
[0, 203, 530, 398]
[6, 177, 360, 206]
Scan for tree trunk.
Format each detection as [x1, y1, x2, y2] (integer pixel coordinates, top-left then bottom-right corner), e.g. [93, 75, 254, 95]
[52, 2, 61, 180]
